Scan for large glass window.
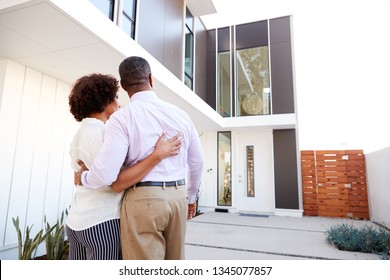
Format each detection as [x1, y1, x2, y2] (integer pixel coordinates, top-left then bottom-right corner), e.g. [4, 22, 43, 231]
[184, 9, 194, 90]
[184, 25, 194, 89]
[236, 46, 270, 116]
[217, 132, 232, 206]
[121, 0, 137, 38]
[217, 52, 231, 117]
[89, 0, 114, 20]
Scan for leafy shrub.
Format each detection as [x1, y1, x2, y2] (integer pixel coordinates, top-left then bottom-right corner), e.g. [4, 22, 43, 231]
[326, 224, 390, 260]
[44, 210, 69, 260]
[12, 216, 53, 260]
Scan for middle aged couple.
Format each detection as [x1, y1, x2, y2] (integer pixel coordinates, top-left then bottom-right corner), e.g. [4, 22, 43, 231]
[66, 56, 204, 260]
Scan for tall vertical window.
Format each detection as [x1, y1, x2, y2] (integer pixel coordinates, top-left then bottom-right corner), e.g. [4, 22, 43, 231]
[184, 9, 194, 89]
[246, 146, 255, 197]
[121, 0, 137, 39]
[236, 46, 270, 116]
[89, 0, 114, 20]
[217, 52, 231, 117]
[217, 132, 232, 206]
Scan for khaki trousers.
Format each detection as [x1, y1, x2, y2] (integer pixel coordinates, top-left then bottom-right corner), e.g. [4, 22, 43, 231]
[120, 184, 188, 260]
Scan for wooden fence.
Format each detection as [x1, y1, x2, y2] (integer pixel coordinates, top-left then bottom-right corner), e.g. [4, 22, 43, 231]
[301, 150, 369, 219]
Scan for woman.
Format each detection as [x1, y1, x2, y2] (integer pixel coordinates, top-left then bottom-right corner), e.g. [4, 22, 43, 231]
[66, 73, 181, 260]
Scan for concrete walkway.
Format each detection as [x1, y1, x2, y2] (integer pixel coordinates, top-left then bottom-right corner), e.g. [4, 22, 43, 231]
[185, 212, 381, 260]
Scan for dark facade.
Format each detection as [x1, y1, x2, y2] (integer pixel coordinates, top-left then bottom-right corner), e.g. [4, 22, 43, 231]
[137, 0, 184, 80]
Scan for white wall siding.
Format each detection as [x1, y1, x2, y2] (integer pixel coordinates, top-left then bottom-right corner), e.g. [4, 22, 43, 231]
[198, 132, 218, 211]
[365, 147, 390, 229]
[0, 60, 25, 249]
[0, 60, 76, 258]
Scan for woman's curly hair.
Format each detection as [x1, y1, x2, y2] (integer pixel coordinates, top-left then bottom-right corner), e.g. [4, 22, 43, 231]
[69, 73, 119, 122]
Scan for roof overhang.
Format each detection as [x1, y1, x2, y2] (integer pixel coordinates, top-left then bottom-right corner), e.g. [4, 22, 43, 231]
[0, 0, 223, 133]
[186, 0, 217, 17]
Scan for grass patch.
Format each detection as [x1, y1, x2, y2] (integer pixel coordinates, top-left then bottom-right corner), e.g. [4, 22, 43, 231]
[326, 224, 390, 260]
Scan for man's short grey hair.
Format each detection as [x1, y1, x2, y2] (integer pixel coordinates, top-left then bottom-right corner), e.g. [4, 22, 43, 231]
[119, 56, 151, 90]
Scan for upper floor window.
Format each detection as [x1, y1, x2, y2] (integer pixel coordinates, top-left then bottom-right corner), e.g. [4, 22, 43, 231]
[217, 21, 270, 117]
[184, 8, 194, 90]
[90, 0, 137, 39]
[89, 0, 114, 20]
[236, 46, 270, 116]
[121, 0, 137, 39]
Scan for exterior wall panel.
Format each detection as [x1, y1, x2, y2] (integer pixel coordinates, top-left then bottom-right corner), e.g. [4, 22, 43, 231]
[206, 29, 216, 109]
[194, 17, 207, 101]
[137, 0, 184, 80]
[270, 16, 295, 114]
[0, 61, 76, 258]
[273, 129, 299, 209]
[236, 20, 268, 49]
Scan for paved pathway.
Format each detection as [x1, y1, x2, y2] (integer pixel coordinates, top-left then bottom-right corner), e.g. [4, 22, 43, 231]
[185, 212, 381, 260]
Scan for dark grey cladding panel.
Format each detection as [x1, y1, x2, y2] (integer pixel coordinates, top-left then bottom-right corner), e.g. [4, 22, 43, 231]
[207, 29, 216, 53]
[206, 30, 216, 109]
[270, 16, 291, 44]
[236, 20, 268, 49]
[270, 16, 295, 114]
[137, 0, 183, 79]
[218, 27, 230, 52]
[273, 129, 299, 210]
[194, 17, 208, 102]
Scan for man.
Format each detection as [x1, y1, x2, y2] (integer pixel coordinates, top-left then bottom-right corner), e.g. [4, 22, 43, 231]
[80, 56, 204, 260]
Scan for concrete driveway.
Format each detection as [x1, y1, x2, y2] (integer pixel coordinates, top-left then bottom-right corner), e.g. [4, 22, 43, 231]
[185, 212, 381, 260]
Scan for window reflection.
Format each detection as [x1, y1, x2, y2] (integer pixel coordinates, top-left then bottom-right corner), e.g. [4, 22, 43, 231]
[121, 0, 136, 38]
[184, 8, 194, 90]
[246, 146, 255, 197]
[217, 52, 231, 117]
[217, 132, 232, 206]
[89, 0, 114, 20]
[185, 26, 194, 89]
[236, 46, 270, 116]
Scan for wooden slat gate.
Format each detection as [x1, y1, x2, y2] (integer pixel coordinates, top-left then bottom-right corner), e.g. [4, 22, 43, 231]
[301, 150, 369, 219]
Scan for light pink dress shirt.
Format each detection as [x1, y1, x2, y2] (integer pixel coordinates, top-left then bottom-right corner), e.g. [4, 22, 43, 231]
[81, 91, 204, 203]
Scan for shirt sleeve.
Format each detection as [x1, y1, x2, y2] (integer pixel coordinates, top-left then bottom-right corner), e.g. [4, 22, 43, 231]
[81, 115, 129, 189]
[186, 125, 204, 204]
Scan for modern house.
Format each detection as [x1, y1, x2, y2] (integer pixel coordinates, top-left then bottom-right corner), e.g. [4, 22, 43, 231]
[0, 0, 300, 259]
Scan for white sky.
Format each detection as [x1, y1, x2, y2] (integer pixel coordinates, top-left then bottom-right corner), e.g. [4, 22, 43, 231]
[201, 0, 390, 153]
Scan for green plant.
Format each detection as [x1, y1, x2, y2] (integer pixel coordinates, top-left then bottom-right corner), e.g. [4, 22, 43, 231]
[195, 196, 201, 216]
[12, 216, 53, 260]
[326, 223, 390, 260]
[44, 210, 69, 260]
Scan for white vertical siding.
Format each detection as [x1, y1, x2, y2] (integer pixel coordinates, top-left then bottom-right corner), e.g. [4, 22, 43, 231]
[197, 132, 217, 211]
[0, 60, 77, 258]
[0, 60, 25, 248]
[366, 147, 390, 229]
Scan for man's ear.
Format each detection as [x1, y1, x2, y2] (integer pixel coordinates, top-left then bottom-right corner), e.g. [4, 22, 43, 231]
[149, 74, 153, 88]
[120, 80, 125, 90]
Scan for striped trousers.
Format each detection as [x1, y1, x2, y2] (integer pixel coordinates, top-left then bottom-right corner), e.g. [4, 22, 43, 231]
[66, 219, 121, 260]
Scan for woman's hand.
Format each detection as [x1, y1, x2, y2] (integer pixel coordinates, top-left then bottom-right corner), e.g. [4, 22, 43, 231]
[154, 132, 183, 160]
[110, 132, 184, 193]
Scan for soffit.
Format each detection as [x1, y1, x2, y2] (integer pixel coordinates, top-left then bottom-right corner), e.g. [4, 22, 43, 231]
[186, 0, 216, 17]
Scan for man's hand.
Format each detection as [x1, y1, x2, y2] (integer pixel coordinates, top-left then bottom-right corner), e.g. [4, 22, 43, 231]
[187, 202, 197, 220]
[74, 160, 88, 186]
